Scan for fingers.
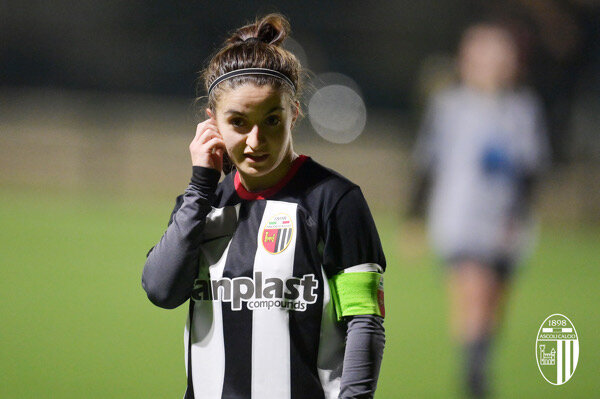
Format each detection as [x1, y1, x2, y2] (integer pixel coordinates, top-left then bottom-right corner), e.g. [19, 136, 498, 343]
[195, 130, 219, 147]
[189, 118, 227, 169]
[204, 137, 227, 152]
[190, 131, 225, 154]
[194, 119, 220, 141]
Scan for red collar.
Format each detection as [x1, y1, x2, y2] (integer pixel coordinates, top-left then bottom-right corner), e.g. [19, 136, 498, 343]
[234, 155, 309, 200]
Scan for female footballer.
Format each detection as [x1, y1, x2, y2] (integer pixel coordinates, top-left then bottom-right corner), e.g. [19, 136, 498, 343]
[412, 23, 550, 397]
[142, 14, 385, 399]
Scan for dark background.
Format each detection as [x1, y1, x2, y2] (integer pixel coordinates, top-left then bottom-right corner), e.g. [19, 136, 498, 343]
[3, 1, 599, 161]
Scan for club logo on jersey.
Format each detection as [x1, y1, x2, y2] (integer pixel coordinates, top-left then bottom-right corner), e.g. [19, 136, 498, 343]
[261, 213, 293, 254]
[536, 314, 579, 385]
[192, 272, 318, 312]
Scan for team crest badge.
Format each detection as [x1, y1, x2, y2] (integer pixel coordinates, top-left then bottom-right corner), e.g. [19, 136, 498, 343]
[536, 314, 579, 385]
[261, 213, 293, 254]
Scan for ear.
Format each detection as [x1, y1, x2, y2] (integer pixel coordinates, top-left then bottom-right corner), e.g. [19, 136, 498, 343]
[291, 101, 300, 128]
[206, 108, 215, 120]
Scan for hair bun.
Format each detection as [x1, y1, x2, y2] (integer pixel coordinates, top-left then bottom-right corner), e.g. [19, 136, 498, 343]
[226, 13, 290, 46]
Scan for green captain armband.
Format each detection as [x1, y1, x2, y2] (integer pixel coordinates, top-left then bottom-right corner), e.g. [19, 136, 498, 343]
[329, 271, 385, 322]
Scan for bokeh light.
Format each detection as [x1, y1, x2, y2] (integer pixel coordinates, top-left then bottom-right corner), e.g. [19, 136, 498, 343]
[308, 73, 367, 144]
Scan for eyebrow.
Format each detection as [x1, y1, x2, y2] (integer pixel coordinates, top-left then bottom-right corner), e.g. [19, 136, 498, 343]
[224, 106, 284, 116]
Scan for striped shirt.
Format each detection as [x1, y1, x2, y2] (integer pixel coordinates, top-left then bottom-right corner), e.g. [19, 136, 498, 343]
[143, 155, 386, 399]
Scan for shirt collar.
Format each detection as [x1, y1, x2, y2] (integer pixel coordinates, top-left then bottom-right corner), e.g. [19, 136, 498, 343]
[234, 155, 309, 200]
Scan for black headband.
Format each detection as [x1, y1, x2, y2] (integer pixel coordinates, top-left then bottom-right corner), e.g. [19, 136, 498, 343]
[208, 68, 296, 97]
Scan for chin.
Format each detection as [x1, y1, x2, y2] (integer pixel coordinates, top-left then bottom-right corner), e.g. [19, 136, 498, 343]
[239, 162, 274, 177]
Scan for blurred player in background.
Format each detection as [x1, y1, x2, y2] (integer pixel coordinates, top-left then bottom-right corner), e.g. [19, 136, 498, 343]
[142, 14, 385, 399]
[410, 22, 550, 398]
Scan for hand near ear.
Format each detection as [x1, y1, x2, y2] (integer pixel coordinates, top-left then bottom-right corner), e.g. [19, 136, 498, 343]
[189, 113, 226, 172]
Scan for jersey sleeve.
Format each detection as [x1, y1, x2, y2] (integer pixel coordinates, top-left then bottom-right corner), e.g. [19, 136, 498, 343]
[322, 186, 386, 319]
[141, 166, 220, 309]
[412, 95, 442, 173]
[520, 93, 552, 176]
[339, 315, 385, 398]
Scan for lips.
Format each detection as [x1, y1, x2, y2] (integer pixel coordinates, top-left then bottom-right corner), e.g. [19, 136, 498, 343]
[245, 153, 269, 163]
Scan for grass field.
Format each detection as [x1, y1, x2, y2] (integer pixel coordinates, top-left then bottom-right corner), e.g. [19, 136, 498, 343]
[1, 185, 598, 398]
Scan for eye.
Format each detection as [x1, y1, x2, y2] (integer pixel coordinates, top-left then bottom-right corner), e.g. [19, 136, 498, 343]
[229, 117, 245, 128]
[265, 115, 281, 126]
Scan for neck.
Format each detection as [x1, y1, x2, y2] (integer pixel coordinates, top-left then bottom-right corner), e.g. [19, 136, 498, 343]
[239, 150, 298, 192]
[463, 78, 513, 95]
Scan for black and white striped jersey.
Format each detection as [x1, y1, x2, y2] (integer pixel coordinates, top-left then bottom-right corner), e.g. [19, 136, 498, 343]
[160, 155, 385, 399]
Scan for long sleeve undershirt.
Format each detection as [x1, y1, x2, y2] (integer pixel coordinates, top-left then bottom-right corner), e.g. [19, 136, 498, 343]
[141, 166, 385, 398]
[339, 315, 385, 398]
[142, 166, 220, 309]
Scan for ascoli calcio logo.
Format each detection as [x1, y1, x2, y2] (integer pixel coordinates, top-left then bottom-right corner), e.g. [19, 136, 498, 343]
[262, 213, 293, 254]
[536, 314, 579, 385]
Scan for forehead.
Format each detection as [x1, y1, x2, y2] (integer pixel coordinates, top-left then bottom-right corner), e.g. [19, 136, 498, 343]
[216, 83, 287, 113]
[463, 28, 514, 52]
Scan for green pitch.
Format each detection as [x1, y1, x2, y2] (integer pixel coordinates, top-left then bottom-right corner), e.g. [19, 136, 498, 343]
[1, 186, 598, 398]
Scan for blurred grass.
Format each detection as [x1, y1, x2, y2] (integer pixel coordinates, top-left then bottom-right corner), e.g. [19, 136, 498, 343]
[1, 185, 598, 398]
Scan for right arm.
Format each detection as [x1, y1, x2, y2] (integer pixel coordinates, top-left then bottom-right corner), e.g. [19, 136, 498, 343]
[406, 96, 439, 219]
[141, 118, 226, 309]
[142, 167, 220, 308]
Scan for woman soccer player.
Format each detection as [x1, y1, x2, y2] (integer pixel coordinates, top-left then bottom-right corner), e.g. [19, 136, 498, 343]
[412, 23, 550, 397]
[142, 14, 385, 399]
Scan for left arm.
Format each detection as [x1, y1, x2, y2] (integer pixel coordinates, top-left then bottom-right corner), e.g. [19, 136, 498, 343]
[339, 315, 385, 399]
[322, 186, 387, 398]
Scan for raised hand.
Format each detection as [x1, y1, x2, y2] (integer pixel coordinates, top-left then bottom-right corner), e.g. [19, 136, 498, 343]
[189, 118, 227, 172]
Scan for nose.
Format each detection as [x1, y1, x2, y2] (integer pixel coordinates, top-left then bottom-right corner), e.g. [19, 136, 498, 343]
[246, 124, 263, 149]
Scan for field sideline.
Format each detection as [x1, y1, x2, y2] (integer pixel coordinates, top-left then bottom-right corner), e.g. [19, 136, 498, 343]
[1, 186, 598, 398]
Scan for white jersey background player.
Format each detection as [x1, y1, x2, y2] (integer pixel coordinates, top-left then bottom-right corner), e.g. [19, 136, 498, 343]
[142, 14, 386, 399]
[412, 22, 550, 398]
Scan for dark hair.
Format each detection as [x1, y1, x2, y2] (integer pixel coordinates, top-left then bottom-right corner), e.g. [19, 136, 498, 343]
[200, 13, 303, 113]
[197, 14, 303, 174]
